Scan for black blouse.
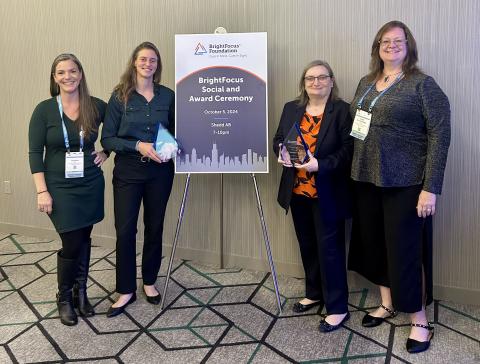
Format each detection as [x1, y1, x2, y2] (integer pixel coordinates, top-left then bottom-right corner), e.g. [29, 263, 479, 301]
[101, 84, 174, 155]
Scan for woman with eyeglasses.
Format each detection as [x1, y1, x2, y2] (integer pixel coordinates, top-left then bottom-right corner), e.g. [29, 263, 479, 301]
[273, 60, 353, 332]
[101, 42, 175, 317]
[348, 21, 450, 353]
[29, 53, 108, 325]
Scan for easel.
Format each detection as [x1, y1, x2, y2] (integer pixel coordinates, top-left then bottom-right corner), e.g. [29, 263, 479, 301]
[160, 28, 282, 314]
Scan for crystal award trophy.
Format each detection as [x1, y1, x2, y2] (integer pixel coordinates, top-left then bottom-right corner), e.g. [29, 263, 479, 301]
[282, 122, 310, 164]
[155, 124, 179, 161]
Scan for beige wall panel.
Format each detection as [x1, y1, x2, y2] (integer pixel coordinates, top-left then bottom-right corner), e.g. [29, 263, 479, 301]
[0, 0, 479, 301]
[0, 0, 223, 257]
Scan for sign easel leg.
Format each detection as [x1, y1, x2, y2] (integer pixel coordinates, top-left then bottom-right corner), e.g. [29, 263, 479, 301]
[251, 173, 283, 314]
[160, 173, 191, 310]
[220, 174, 224, 268]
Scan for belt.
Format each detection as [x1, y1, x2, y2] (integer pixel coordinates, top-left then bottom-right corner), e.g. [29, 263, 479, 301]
[116, 153, 151, 163]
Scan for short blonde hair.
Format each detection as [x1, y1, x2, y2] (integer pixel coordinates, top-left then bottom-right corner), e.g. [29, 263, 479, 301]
[296, 60, 339, 106]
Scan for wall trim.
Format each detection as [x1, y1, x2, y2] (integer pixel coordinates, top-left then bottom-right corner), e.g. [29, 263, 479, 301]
[1, 223, 478, 306]
[432, 285, 480, 306]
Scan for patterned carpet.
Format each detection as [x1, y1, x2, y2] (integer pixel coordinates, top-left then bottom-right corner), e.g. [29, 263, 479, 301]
[0, 233, 479, 363]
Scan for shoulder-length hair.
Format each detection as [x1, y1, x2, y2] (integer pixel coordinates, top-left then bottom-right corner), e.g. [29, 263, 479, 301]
[367, 20, 421, 82]
[296, 60, 340, 107]
[114, 41, 162, 105]
[50, 53, 99, 139]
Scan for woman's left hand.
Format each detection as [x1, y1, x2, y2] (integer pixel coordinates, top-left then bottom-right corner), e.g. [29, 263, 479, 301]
[294, 151, 318, 172]
[92, 150, 108, 167]
[416, 190, 437, 218]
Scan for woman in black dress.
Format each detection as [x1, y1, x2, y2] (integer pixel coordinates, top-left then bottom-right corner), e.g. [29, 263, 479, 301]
[29, 54, 108, 326]
[348, 21, 450, 353]
[101, 42, 175, 317]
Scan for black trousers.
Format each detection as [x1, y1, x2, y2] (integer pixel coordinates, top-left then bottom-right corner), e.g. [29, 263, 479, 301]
[290, 194, 348, 314]
[348, 181, 433, 313]
[59, 225, 93, 259]
[113, 155, 174, 294]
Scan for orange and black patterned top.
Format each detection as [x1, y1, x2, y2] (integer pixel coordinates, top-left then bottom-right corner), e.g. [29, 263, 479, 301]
[292, 112, 323, 198]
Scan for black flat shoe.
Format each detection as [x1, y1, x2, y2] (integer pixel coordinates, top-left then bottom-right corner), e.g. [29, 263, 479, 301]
[406, 323, 434, 354]
[362, 304, 397, 328]
[145, 293, 161, 305]
[292, 300, 322, 313]
[318, 312, 350, 333]
[106, 293, 136, 318]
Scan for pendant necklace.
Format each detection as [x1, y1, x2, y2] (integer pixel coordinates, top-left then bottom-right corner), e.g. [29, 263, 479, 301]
[383, 71, 403, 83]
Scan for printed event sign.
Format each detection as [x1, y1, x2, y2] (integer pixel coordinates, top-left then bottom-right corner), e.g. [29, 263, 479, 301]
[175, 32, 268, 173]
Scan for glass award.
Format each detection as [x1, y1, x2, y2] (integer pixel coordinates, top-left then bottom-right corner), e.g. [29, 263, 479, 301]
[155, 124, 179, 160]
[283, 122, 309, 164]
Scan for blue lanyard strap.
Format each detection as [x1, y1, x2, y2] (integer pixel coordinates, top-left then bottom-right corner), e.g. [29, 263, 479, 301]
[356, 73, 404, 113]
[56, 96, 83, 152]
[294, 123, 310, 162]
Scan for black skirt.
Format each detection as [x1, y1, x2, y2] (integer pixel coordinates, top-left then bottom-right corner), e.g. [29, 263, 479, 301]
[46, 167, 105, 233]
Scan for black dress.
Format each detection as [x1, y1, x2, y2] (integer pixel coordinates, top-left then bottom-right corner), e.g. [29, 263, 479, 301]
[28, 97, 107, 233]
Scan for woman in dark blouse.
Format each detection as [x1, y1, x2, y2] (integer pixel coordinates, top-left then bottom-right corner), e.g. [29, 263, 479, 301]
[29, 53, 108, 326]
[273, 60, 353, 332]
[348, 21, 450, 353]
[101, 42, 175, 317]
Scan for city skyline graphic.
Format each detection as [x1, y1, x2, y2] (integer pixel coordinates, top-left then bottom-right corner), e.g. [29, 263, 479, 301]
[176, 142, 267, 173]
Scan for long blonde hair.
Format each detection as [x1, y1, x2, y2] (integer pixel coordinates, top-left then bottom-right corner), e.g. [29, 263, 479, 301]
[50, 53, 99, 138]
[114, 42, 162, 105]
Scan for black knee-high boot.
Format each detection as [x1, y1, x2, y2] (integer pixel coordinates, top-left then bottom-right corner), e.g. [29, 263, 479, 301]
[73, 241, 95, 317]
[57, 251, 78, 326]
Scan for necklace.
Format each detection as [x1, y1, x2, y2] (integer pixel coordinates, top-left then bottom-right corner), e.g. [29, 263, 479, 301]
[383, 71, 403, 83]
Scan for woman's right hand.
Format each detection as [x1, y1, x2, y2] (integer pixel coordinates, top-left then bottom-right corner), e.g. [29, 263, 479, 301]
[137, 141, 163, 163]
[277, 143, 293, 167]
[37, 191, 53, 215]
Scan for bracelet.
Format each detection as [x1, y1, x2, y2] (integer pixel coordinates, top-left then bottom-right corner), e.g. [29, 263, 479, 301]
[37, 190, 48, 195]
[135, 140, 141, 151]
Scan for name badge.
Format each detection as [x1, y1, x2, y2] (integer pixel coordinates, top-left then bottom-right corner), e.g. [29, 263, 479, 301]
[350, 109, 372, 141]
[65, 152, 84, 178]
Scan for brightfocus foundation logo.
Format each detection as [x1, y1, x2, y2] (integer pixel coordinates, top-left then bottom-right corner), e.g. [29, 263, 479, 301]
[194, 42, 241, 56]
[194, 43, 207, 55]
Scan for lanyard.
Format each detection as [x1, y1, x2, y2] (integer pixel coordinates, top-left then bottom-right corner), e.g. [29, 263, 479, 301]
[56, 95, 83, 152]
[294, 122, 310, 163]
[356, 73, 404, 113]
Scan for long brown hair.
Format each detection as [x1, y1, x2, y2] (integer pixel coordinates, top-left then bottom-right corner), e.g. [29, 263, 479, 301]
[367, 20, 421, 82]
[50, 53, 99, 139]
[114, 42, 162, 105]
[296, 60, 340, 107]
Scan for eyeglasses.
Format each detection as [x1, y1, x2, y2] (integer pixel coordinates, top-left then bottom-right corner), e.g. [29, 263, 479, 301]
[304, 75, 331, 83]
[379, 39, 407, 47]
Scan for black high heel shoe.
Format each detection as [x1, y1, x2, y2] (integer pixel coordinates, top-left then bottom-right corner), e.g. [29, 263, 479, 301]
[406, 322, 434, 353]
[362, 304, 397, 327]
[106, 293, 136, 318]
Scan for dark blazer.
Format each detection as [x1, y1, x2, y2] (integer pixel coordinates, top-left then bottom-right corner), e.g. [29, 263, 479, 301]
[273, 98, 353, 221]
